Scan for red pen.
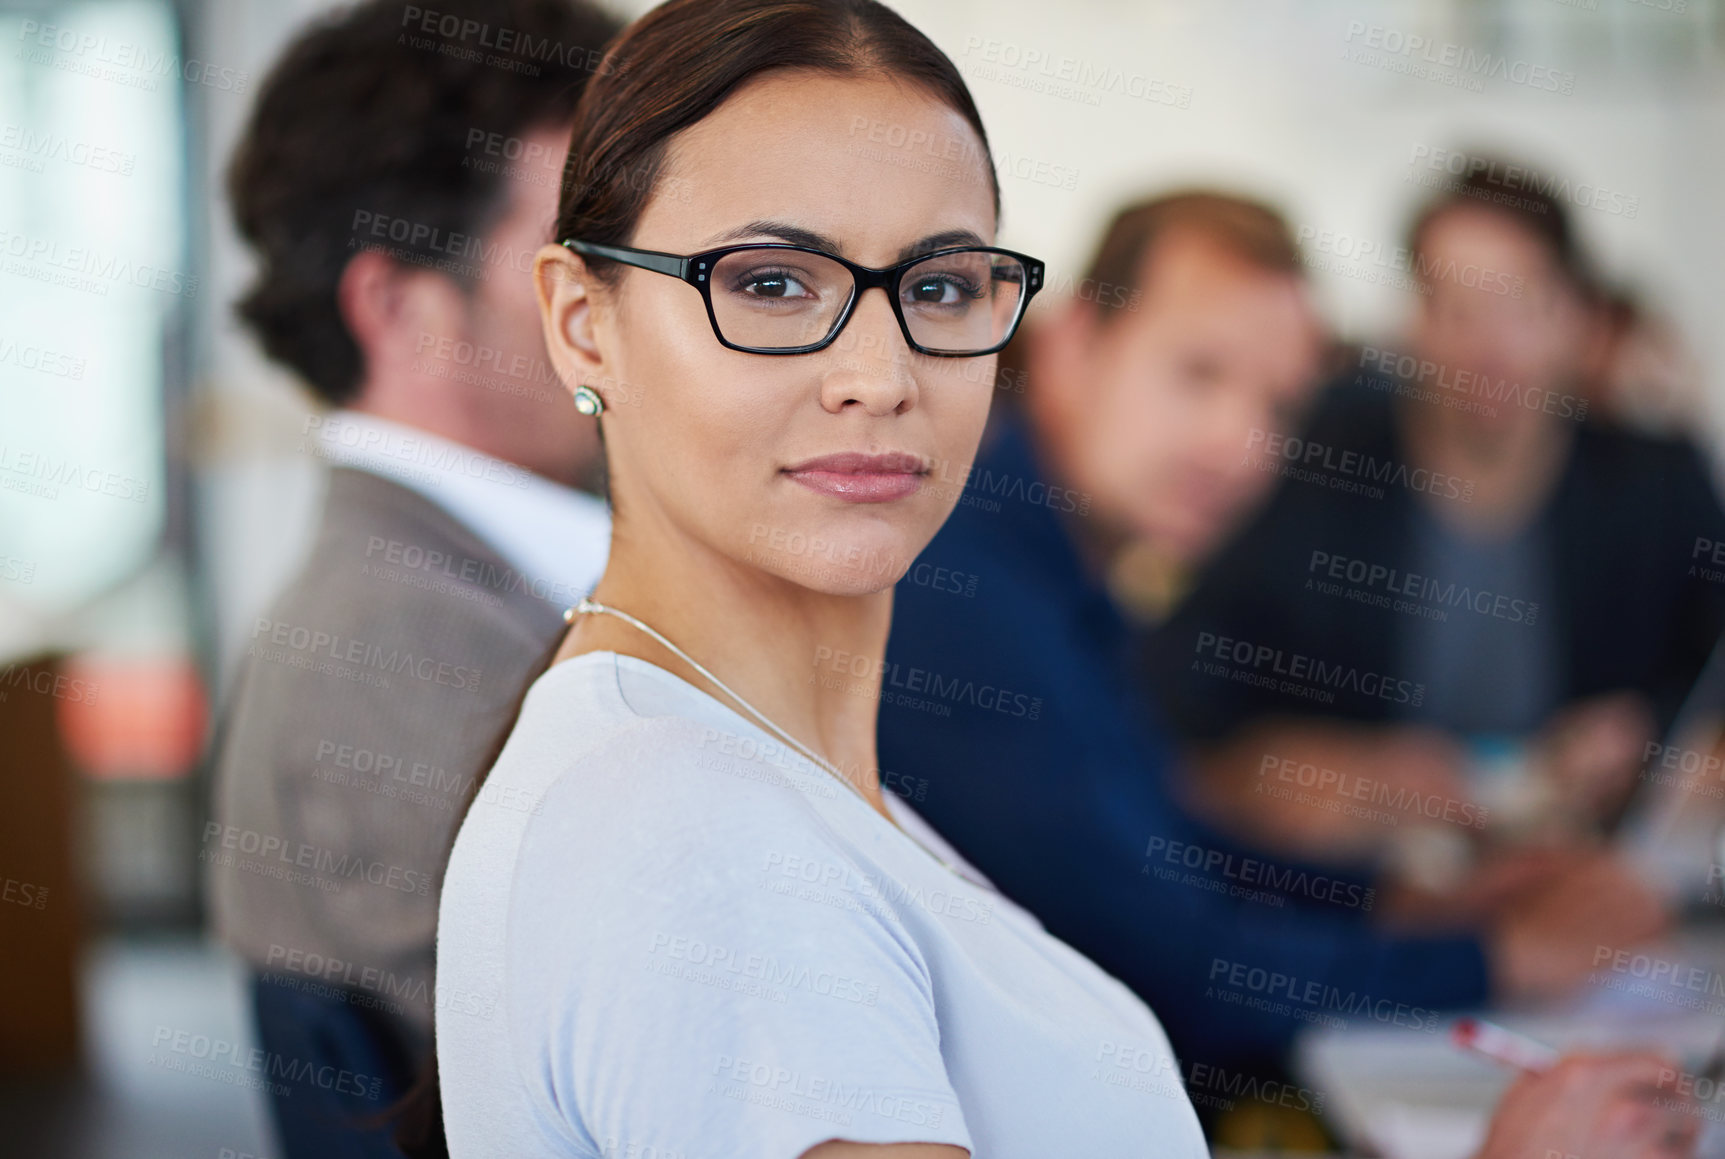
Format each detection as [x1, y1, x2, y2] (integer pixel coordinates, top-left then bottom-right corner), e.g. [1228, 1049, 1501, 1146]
[1451, 1017, 1560, 1072]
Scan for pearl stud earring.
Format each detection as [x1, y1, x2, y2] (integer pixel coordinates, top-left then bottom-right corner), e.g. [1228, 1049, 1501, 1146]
[573, 385, 604, 416]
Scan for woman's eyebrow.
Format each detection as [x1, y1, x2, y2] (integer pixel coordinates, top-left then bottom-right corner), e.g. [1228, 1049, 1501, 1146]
[898, 229, 988, 262]
[701, 221, 990, 263]
[704, 220, 839, 251]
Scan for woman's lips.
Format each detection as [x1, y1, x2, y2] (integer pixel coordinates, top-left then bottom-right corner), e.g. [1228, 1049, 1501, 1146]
[782, 452, 928, 503]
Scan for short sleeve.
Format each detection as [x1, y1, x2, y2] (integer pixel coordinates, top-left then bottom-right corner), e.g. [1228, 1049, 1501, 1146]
[504, 720, 975, 1159]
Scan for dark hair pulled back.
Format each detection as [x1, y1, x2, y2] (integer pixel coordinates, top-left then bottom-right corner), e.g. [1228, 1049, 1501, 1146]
[556, 0, 1000, 280]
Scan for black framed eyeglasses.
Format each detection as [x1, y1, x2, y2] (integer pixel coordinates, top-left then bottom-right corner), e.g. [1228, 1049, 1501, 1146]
[561, 238, 1044, 357]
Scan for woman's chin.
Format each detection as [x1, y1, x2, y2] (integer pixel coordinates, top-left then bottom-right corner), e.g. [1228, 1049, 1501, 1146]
[764, 559, 909, 598]
[737, 516, 930, 597]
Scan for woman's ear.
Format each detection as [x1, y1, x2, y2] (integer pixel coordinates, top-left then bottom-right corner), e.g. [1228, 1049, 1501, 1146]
[534, 243, 606, 389]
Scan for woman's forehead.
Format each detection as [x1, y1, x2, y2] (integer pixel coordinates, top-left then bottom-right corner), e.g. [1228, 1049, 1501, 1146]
[635, 71, 997, 258]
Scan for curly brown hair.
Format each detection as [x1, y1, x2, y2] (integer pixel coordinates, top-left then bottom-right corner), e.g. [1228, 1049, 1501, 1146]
[227, 0, 620, 404]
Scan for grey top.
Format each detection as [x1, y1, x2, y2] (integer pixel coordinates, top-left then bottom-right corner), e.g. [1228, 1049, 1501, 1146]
[206, 466, 565, 1041]
[1398, 500, 1559, 737]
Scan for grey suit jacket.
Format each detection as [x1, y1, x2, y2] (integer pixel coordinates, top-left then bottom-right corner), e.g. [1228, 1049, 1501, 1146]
[207, 466, 568, 1044]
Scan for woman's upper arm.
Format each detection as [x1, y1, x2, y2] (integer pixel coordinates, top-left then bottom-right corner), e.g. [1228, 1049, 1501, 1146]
[517, 740, 976, 1156]
[801, 1142, 970, 1159]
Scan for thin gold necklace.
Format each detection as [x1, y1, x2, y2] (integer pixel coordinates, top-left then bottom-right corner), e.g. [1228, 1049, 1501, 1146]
[566, 598, 971, 880]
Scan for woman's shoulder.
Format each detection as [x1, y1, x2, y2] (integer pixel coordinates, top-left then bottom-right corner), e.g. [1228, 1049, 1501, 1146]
[499, 658, 937, 995]
[481, 652, 868, 888]
[492, 651, 836, 808]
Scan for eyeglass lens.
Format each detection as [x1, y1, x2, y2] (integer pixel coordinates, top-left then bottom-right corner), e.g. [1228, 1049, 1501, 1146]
[707, 248, 1028, 353]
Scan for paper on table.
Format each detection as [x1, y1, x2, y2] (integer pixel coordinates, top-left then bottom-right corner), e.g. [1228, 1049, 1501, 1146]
[1371, 1103, 1490, 1159]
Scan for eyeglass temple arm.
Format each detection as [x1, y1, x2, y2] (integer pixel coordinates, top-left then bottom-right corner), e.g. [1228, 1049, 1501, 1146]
[561, 239, 688, 279]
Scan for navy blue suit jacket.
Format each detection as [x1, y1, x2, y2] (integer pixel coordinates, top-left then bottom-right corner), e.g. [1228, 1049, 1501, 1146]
[877, 407, 1491, 1069]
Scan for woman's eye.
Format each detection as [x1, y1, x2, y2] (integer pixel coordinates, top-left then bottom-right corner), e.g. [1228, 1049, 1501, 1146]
[735, 269, 813, 300]
[904, 275, 979, 307]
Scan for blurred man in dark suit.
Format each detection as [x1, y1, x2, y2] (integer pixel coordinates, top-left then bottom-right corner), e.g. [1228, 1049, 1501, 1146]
[877, 192, 1668, 1082]
[208, 2, 619, 1155]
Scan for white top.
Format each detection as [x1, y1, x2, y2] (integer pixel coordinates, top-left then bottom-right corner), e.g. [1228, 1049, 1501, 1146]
[436, 651, 1207, 1159]
[311, 409, 610, 607]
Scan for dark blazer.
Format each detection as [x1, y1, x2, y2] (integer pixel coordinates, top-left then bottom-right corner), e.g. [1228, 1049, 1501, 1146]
[207, 467, 565, 1047]
[878, 407, 1491, 1071]
[1146, 373, 1725, 744]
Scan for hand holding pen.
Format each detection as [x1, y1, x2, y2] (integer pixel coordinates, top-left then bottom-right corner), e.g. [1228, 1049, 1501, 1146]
[1455, 1019, 1702, 1159]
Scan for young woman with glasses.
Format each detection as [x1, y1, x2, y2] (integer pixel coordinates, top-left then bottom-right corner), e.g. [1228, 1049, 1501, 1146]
[433, 1, 1206, 1155]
